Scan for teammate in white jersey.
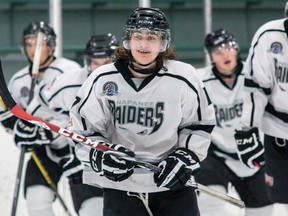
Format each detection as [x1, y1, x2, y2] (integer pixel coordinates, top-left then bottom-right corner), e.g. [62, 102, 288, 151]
[42, 34, 119, 216]
[0, 21, 81, 216]
[233, 16, 288, 210]
[69, 7, 215, 216]
[195, 29, 274, 216]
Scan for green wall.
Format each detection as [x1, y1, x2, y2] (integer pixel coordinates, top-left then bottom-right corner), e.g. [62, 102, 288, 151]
[0, 0, 285, 81]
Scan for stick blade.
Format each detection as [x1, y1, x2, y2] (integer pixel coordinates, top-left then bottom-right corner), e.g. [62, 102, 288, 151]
[0, 59, 16, 109]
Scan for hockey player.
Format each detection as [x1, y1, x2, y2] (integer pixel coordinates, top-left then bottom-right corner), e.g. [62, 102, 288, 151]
[42, 33, 119, 216]
[195, 29, 274, 216]
[69, 7, 215, 216]
[234, 16, 288, 211]
[0, 21, 81, 216]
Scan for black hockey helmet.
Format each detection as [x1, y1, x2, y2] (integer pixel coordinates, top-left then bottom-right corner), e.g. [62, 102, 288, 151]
[205, 29, 239, 54]
[285, 1, 288, 17]
[23, 21, 56, 47]
[84, 34, 118, 59]
[122, 7, 171, 52]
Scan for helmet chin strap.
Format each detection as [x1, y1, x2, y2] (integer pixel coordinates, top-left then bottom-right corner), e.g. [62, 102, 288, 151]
[126, 50, 159, 75]
[128, 59, 160, 75]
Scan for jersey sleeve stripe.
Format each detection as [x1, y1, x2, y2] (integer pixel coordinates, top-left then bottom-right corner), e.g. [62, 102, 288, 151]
[158, 73, 202, 120]
[265, 102, 288, 123]
[244, 78, 271, 95]
[248, 29, 286, 76]
[47, 84, 82, 102]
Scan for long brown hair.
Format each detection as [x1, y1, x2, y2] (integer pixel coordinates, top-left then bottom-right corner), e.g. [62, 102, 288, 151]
[115, 46, 178, 69]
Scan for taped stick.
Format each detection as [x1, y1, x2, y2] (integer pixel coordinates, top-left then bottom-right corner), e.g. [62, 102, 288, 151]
[0, 59, 245, 209]
[28, 31, 43, 103]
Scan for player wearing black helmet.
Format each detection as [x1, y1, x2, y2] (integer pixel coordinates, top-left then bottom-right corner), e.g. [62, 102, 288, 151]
[195, 29, 274, 216]
[69, 7, 215, 216]
[39, 33, 119, 216]
[0, 21, 81, 215]
[84, 34, 118, 74]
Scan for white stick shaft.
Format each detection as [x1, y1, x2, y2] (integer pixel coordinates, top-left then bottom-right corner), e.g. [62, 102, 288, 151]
[31, 32, 43, 76]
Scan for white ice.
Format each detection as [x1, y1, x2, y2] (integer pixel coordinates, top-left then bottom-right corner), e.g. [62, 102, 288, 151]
[0, 126, 287, 216]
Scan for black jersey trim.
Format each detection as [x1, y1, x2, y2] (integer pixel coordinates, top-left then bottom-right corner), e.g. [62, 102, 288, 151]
[39, 84, 48, 106]
[249, 93, 256, 127]
[157, 73, 202, 120]
[182, 123, 215, 134]
[265, 102, 288, 123]
[115, 60, 160, 92]
[12, 72, 31, 81]
[45, 66, 65, 74]
[77, 70, 120, 115]
[244, 78, 271, 95]
[209, 143, 239, 160]
[47, 84, 82, 102]
[211, 61, 243, 90]
[249, 28, 286, 76]
[31, 104, 41, 115]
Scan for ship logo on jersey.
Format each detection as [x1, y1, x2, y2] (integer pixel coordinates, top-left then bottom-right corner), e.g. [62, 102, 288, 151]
[270, 42, 282, 54]
[20, 87, 29, 98]
[101, 82, 119, 96]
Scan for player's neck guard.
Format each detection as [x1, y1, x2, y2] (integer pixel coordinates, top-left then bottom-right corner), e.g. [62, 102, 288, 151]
[128, 60, 160, 75]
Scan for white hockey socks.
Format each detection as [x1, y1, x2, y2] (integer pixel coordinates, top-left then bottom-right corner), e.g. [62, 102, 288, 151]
[78, 197, 104, 216]
[26, 185, 55, 216]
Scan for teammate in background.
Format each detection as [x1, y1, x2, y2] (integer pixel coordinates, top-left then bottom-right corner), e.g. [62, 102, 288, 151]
[195, 29, 274, 216]
[0, 21, 81, 216]
[233, 14, 288, 212]
[42, 34, 119, 216]
[69, 7, 215, 216]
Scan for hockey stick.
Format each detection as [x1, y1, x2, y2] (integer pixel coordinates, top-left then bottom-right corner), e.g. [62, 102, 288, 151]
[0, 96, 24, 216]
[0, 60, 245, 209]
[11, 32, 43, 216]
[31, 151, 73, 216]
[0, 98, 25, 216]
[11, 145, 25, 216]
[28, 31, 43, 103]
[27, 32, 72, 215]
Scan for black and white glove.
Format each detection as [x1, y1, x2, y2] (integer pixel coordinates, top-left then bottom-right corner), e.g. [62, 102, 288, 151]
[234, 127, 265, 169]
[89, 142, 135, 182]
[0, 110, 18, 133]
[154, 148, 200, 190]
[14, 119, 53, 151]
[59, 154, 83, 185]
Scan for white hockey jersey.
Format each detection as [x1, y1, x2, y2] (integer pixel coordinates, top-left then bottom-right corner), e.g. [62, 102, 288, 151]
[8, 57, 81, 149]
[69, 59, 216, 193]
[243, 18, 288, 140]
[198, 64, 258, 177]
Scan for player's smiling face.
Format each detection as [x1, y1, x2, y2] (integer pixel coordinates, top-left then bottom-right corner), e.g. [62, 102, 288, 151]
[130, 31, 161, 65]
[211, 43, 238, 75]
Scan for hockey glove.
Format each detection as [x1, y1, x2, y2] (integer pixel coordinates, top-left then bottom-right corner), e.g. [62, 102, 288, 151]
[89, 143, 135, 182]
[154, 148, 200, 190]
[14, 119, 53, 151]
[59, 154, 83, 185]
[234, 127, 265, 169]
[0, 110, 18, 133]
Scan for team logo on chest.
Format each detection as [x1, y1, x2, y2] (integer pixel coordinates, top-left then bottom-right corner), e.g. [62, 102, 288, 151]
[20, 87, 29, 98]
[101, 81, 119, 96]
[269, 42, 282, 54]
